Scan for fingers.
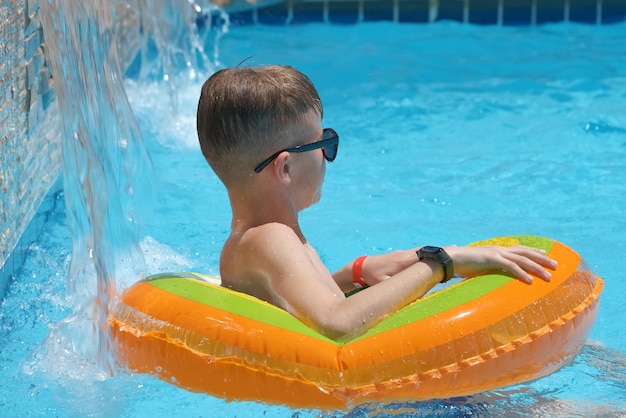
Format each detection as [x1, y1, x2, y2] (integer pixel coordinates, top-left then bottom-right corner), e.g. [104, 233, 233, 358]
[508, 246, 558, 271]
[500, 260, 535, 284]
[443, 244, 558, 285]
[499, 246, 557, 283]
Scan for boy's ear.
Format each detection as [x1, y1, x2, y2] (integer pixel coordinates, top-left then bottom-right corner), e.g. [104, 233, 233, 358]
[273, 151, 291, 184]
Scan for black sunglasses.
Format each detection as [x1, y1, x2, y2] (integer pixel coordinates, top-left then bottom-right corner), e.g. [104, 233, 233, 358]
[253, 128, 339, 173]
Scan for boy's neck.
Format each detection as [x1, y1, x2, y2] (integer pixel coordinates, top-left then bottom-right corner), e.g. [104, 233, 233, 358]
[227, 187, 305, 240]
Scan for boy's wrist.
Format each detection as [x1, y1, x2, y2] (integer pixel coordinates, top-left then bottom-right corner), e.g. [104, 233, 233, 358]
[419, 258, 445, 283]
[416, 246, 454, 283]
[352, 256, 369, 288]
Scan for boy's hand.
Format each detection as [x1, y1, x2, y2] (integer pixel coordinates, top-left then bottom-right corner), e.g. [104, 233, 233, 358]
[445, 245, 557, 284]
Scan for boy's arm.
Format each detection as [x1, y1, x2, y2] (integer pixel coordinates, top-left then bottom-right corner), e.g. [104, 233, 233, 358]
[335, 243, 556, 291]
[333, 250, 422, 293]
[238, 223, 555, 341]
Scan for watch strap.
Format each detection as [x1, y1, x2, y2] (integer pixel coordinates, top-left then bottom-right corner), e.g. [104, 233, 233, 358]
[417, 246, 454, 283]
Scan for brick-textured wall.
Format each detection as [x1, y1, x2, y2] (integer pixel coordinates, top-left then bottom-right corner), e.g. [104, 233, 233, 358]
[0, 0, 61, 295]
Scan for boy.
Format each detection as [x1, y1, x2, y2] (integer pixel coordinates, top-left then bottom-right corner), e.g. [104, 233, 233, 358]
[196, 65, 556, 341]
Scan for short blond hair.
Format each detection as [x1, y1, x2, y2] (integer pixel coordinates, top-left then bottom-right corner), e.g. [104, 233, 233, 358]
[196, 65, 323, 186]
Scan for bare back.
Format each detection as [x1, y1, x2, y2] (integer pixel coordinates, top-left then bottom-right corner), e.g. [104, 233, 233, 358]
[220, 222, 344, 317]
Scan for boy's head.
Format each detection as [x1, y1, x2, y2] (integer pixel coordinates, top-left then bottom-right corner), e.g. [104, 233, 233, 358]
[196, 65, 323, 187]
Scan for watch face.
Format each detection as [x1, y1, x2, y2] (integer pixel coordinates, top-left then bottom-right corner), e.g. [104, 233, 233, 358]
[421, 246, 442, 254]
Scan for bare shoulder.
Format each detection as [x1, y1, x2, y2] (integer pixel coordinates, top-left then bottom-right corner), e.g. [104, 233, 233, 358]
[220, 223, 308, 301]
[241, 222, 301, 247]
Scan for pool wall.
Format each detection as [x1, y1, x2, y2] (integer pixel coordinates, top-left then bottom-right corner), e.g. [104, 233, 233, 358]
[228, 0, 626, 25]
[0, 0, 625, 301]
[0, 0, 61, 299]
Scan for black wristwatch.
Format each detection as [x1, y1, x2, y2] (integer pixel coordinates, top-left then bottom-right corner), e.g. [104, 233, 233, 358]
[417, 246, 454, 283]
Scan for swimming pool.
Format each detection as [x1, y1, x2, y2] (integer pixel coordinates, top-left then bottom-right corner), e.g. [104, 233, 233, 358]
[2, 15, 626, 418]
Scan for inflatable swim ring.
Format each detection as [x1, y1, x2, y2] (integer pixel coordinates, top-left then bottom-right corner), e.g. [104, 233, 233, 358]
[109, 236, 603, 410]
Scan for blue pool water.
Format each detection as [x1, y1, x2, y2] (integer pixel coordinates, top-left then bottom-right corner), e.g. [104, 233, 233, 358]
[2, 21, 626, 416]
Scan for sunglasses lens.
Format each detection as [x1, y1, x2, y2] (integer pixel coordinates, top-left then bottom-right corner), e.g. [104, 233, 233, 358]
[323, 128, 337, 140]
[323, 143, 338, 162]
[322, 128, 338, 162]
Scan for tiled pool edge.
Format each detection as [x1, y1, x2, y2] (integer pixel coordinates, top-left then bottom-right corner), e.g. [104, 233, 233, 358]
[0, 178, 63, 300]
[225, 0, 626, 26]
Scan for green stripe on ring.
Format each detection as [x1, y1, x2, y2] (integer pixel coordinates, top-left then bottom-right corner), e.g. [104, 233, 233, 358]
[147, 273, 338, 344]
[352, 274, 510, 342]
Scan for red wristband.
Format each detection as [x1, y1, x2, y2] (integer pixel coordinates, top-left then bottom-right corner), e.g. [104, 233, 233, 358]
[352, 256, 369, 288]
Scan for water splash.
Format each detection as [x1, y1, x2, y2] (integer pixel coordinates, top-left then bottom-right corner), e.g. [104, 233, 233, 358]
[38, 0, 152, 376]
[119, 0, 229, 113]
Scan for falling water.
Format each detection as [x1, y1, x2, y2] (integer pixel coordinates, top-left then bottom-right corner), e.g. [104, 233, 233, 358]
[119, 0, 228, 112]
[34, 0, 226, 378]
[38, 0, 152, 375]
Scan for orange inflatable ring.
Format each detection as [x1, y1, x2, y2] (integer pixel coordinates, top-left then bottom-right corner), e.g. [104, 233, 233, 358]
[109, 236, 603, 410]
